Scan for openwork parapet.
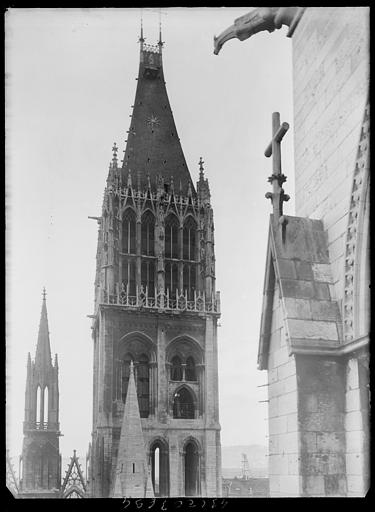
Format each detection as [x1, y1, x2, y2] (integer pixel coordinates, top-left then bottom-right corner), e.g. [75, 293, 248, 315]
[100, 286, 220, 315]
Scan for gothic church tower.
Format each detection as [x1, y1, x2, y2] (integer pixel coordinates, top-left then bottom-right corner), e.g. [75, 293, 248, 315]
[89, 28, 222, 498]
[19, 290, 61, 498]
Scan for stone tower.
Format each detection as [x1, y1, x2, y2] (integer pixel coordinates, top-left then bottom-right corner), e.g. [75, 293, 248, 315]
[89, 28, 222, 498]
[215, 6, 369, 498]
[19, 289, 61, 498]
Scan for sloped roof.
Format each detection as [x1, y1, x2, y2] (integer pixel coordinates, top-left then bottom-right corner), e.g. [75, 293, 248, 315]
[112, 362, 154, 498]
[61, 450, 86, 498]
[258, 215, 342, 369]
[121, 42, 195, 195]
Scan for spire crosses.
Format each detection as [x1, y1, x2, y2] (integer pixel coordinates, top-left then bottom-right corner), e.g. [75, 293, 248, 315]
[42, 287, 47, 301]
[264, 112, 290, 224]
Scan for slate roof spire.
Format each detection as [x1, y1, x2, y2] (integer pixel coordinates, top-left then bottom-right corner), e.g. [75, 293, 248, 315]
[112, 361, 154, 498]
[121, 29, 195, 195]
[35, 287, 52, 370]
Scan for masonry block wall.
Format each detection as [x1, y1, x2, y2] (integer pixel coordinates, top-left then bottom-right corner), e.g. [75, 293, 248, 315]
[296, 355, 346, 496]
[345, 355, 370, 496]
[267, 278, 299, 497]
[292, 6, 369, 304]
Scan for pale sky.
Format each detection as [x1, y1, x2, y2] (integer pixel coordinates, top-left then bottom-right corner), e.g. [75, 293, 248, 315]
[6, 7, 295, 471]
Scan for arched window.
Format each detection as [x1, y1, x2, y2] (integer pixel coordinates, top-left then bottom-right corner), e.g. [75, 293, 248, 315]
[165, 215, 179, 259]
[151, 441, 169, 497]
[122, 259, 136, 296]
[184, 441, 200, 496]
[165, 262, 178, 298]
[141, 211, 155, 256]
[122, 209, 136, 254]
[185, 357, 197, 382]
[121, 353, 133, 403]
[141, 261, 155, 297]
[137, 354, 150, 418]
[36, 385, 41, 425]
[183, 217, 197, 260]
[43, 386, 49, 424]
[183, 264, 196, 300]
[173, 387, 195, 419]
[170, 356, 183, 381]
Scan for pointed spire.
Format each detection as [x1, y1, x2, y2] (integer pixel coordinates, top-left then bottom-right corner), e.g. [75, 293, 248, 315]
[35, 288, 52, 370]
[112, 361, 154, 498]
[127, 170, 133, 188]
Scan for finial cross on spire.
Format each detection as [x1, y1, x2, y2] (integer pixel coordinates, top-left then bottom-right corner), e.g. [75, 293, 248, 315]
[199, 157, 204, 171]
[42, 287, 47, 301]
[112, 142, 118, 160]
[264, 112, 290, 224]
[264, 112, 289, 175]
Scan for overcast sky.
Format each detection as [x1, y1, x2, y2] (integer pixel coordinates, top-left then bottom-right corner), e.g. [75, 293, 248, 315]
[6, 7, 295, 472]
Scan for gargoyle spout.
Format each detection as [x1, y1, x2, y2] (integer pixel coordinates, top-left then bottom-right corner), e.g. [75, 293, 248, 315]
[214, 7, 305, 54]
[213, 24, 237, 55]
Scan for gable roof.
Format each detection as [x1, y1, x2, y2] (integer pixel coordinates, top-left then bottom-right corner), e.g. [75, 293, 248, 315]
[258, 215, 342, 369]
[61, 450, 87, 498]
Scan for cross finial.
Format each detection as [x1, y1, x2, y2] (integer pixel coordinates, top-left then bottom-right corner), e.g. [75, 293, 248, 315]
[264, 112, 290, 224]
[42, 287, 47, 301]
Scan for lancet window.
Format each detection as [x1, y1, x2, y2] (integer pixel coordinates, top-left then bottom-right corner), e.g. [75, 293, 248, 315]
[141, 261, 155, 297]
[183, 217, 197, 261]
[122, 209, 136, 254]
[173, 387, 195, 419]
[121, 352, 150, 418]
[165, 215, 179, 259]
[122, 260, 136, 296]
[141, 211, 155, 256]
[170, 356, 183, 381]
[165, 262, 178, 299]
[185, 357, 197, 382]
[183, 264, 196, 300]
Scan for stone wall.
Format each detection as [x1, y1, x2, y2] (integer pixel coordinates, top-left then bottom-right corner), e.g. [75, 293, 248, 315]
[345, 354, 369, 496]
[267, 278, 299, 497]
[292, 7, 369, 304]
[296, 355, 346, 496]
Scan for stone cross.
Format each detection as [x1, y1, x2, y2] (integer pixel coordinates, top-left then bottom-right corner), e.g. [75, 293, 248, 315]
[42, 287, 47, 300]
[264, 112, 290, 222]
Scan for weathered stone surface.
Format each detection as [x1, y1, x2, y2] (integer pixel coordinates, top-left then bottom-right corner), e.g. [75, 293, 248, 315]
[310, 300, 340, 321]
[295, 260, 314, 280]
[288, 319, 338, 340]
[277, 258, 297, 279]
[281, 279, 315, 299]
[283, 297, 312, 319]
[313, 282, 331, 300]
[312, 263, 333, 283]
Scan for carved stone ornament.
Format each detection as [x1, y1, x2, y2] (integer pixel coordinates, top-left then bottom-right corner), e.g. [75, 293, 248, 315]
[213, 7, 306, 54]
[343, 100, 370, 342]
